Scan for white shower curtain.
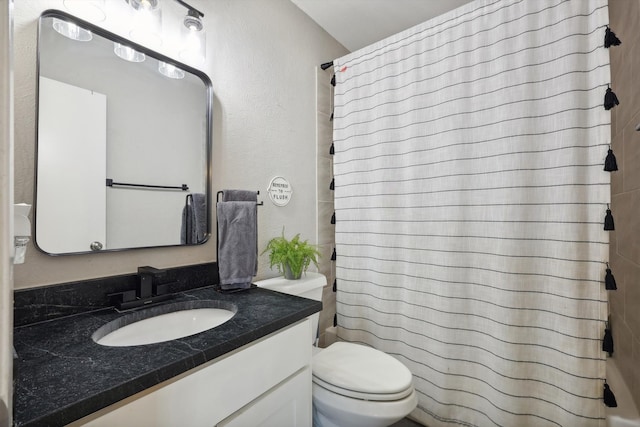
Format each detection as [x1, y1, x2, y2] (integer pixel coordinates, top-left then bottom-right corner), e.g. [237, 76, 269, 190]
[332, 1, 611, 426]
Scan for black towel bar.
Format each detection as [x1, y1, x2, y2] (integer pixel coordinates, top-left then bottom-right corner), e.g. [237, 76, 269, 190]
[216, 190, 263, 205]
[106, 179, 188, 191]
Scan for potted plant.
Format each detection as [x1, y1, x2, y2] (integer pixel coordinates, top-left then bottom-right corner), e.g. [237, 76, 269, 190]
[262, 230, 321, 280]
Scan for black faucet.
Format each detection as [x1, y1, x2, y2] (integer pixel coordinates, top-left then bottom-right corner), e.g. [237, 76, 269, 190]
[109, 266, 174, 311]
[138, 266, 165, 299]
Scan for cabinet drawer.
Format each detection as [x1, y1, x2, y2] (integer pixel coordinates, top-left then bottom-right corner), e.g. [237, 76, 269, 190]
[217, 367, 312, 427]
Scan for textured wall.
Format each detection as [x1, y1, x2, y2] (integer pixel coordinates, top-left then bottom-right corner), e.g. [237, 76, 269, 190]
[316, 67, 336, 346]
[0, 0, 13, 422]
[609, 0, 640, 411]
[12, 0, 347, 288]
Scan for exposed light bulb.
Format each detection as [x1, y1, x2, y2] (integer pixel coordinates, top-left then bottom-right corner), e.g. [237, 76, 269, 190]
[62, 0, 106, 22]
[179, 9, 205, 65]
[187, 28, 201, 49]
[158, 61, 185, 79]
[67, 23, 82, 38]
[126, 0, 159, 11]
[113, 42, 146, 62]
[127, 0, 162, 48]
[180, 28, 205, 65]
[183, 9, 203, 32]
[52, 18, 92, 41]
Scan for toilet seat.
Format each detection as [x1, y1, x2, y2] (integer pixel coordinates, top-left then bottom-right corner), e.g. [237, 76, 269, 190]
[312, 376, 414, 401]
[312, 342, 414, 402]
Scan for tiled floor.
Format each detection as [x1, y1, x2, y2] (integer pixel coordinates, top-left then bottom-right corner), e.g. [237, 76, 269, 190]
[391, 417, 424, 427]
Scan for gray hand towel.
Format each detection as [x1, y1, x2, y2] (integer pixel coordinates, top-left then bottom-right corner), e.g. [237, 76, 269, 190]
[180, 197, 195, 244]
[181, 193, 207, 244]
[192, 193, 207, 243]
[222, 190, 258, 202]
[217, 201, 258, 290]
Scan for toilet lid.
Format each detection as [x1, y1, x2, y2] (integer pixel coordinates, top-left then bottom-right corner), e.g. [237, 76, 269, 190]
[312, 342, 414, 401]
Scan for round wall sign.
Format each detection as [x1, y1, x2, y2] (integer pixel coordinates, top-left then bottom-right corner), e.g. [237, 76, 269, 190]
[267, 176, 293, 206]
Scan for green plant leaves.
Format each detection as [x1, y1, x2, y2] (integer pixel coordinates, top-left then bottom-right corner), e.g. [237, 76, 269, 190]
[261, 229, 321, 279]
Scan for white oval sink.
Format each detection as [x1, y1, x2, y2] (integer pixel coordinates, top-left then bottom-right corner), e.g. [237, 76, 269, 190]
[93, 302, 236, 347]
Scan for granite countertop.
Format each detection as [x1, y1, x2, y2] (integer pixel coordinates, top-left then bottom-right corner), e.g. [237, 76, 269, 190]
[13, 285, 321, 427]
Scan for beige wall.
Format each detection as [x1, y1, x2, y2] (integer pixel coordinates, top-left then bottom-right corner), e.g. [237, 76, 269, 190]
[12, 0, 348, 289]
[0, 0, 13, 423]
[316, 67, 336, 346]
[609, 0, 640, 411]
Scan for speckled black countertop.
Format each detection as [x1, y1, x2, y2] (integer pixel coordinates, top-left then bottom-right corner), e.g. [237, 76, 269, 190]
[13, 285, 321, 427]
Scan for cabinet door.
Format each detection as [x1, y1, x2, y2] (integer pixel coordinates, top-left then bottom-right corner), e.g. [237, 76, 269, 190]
[217, 367, 312, 427]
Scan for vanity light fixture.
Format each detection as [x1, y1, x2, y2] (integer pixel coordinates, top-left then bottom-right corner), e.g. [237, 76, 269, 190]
[177, 2, 206, 65]
[158, 61, 185, 79]
[126, 0, 160, 11]
[125, 0, 163, 48]
[62, 0, 106, 22]
[113, 42, 146, 62]
[52, 18, 93, 42]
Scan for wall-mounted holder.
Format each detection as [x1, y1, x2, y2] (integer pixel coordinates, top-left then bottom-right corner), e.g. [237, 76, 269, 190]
[14, 204, 32, 264]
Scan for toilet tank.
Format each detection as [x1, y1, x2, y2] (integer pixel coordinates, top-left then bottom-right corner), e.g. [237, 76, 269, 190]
[254, 272, 326, 344]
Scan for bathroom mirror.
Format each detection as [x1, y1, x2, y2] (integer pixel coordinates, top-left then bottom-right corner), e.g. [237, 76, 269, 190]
[35, 11, 212, 255]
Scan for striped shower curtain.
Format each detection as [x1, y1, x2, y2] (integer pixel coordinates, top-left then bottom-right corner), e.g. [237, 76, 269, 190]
[331, 1, 612, 426]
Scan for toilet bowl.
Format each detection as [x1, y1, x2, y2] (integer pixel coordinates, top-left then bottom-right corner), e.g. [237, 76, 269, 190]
[255, 273, 418, 427]
[312, 341, 418, 427]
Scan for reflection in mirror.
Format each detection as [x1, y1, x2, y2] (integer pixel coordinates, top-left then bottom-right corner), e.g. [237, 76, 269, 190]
[35, 11, 212, 255]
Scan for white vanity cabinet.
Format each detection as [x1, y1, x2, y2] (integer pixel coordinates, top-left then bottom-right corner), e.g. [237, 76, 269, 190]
[217, 367, 310, 427]
[69, 320, 312, 427]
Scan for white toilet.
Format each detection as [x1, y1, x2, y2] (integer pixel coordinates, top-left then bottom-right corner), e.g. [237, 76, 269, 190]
[255, 273, 418, 427]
